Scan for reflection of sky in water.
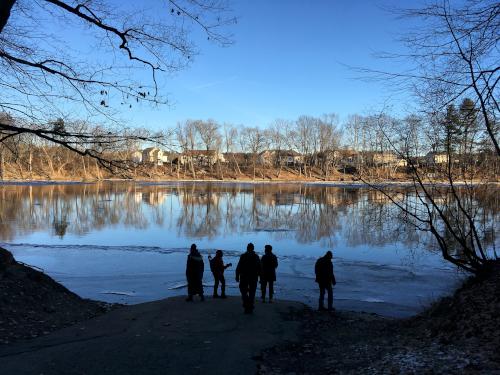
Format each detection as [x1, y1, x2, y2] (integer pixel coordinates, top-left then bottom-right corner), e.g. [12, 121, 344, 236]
[0, 182, 444, 265]
[2, 181, 494, 316]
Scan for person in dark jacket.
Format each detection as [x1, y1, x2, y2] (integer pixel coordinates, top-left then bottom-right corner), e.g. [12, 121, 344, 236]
[186, 244, 204, 302]
[235, 243, 261, 314]
[260, 244, 278, 303]
[209, 249, 232, 298]
[315, 250, 336, 311]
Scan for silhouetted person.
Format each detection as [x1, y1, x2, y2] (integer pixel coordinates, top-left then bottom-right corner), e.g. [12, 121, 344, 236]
[235, 243, 261, 314]
[209, 250, 232, 298]
[315, 250, 336, 311]
[186, 244, 204, 301]
[260, 244, 278, 303]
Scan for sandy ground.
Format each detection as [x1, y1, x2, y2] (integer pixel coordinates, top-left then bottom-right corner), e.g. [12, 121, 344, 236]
[0, 296, 303, 375]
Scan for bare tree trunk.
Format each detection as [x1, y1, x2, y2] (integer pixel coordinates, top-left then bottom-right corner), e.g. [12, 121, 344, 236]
[57, 162, 68, 176]
[190, 159, 196, 179]
[232, 154, 241, 175]
[217, 160, 224, 180]
[28, 149, 33, 178]
[0, 0, 16, 34]
[0, 149, 4, 180]
[15, 159, 24, 179]
[95, 159, 101, 180]
[41, 147, 55, 176]
[81, 156, 87, 178]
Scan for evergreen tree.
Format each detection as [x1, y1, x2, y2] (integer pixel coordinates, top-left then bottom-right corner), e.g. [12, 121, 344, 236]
[442, 104, 461, 154]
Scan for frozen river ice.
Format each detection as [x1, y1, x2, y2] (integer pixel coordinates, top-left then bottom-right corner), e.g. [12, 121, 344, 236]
[0, 181, 471, 317]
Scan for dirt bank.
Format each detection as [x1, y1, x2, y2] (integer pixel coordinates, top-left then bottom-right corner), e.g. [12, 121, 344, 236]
[1, 247, 499, 374]
[0, 247, 112, 345]
[258, 261, 500, 374]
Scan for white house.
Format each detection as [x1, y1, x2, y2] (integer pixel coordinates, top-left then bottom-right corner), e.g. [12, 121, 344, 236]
[142, 147, 165, 166]
[425, 152, 449, 165]
[130, 151, 142, 163]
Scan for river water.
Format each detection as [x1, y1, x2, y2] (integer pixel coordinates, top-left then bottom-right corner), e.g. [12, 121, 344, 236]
[1, 181, 487, 317]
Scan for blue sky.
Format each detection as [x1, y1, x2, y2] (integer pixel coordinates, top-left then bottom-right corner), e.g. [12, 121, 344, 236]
[126, 0, 417, 130]
[10, 0, 419, 130]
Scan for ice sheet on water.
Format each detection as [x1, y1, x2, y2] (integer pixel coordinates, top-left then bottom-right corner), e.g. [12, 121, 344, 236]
[254, 228, 295, 232]
[0, 180, 89, 186]
[4, 242, 463, 317]
[101, 290, 136, 296]
[167, 283, 187, 290]
[361, 298, 385, 303]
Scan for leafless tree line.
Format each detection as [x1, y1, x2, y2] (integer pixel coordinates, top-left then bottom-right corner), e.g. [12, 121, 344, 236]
[1, 102, 498, 181]
[173, 114, 342, 179]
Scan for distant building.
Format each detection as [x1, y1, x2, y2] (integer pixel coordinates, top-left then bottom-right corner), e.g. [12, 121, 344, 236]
[425, 152, 449, 165]
[367, 152, 407, 167]
[372, 152, 398, 165]
[259, 150, 303, 166]
[337, 149, 361, 167]
[163, 152, 185, 165]
[142, 147, 165, 166]
[183, 150, 225, 166]
[130, 151, 142, 163]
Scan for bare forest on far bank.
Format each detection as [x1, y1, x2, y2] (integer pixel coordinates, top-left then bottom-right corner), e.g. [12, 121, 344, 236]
[1, 105, 499, 183]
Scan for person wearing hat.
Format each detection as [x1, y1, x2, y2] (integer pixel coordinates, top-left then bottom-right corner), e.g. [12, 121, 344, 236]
[314, 250, 336, 311]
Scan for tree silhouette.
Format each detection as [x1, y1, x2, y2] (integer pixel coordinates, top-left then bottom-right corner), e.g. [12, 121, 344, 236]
[0, 0, 235, 170]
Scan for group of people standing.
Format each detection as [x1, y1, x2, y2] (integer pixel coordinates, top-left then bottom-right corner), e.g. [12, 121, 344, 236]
[185, 243, 336, 313]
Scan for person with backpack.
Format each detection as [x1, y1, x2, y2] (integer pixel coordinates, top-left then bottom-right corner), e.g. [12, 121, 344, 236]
[208, 250, 232, 298]
[260, 244, 278, 303]
[315, 250, 336, 311]
[185, 244, 205, 302]
[235, 243, 261, 314]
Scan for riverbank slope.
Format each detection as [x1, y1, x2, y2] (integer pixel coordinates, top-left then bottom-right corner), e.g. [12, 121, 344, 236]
[259, 261, 500, 374]
[1, 247, 499, 374]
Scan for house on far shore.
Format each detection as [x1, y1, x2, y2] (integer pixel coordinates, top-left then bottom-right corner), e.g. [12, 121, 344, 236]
[368, 151, 407, 167]
[130, 150, 142, 163]
[161, 151, 183, 165]
[183, 150, 225, 166]
[259, 149, 303, 166]
[372, 152, 397, 165]
[425, 152, 449, 165]
[337, 149, 361, 167]
[142, 147, 165, 166]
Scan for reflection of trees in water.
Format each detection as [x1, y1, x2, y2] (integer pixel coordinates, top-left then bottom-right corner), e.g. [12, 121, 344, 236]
[420, 185, 499, 261]
[0, 184, 152, 240]
[0, 183, 497, 252]
[341, 190, 424, 248]
[176, 184, 222, 239]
